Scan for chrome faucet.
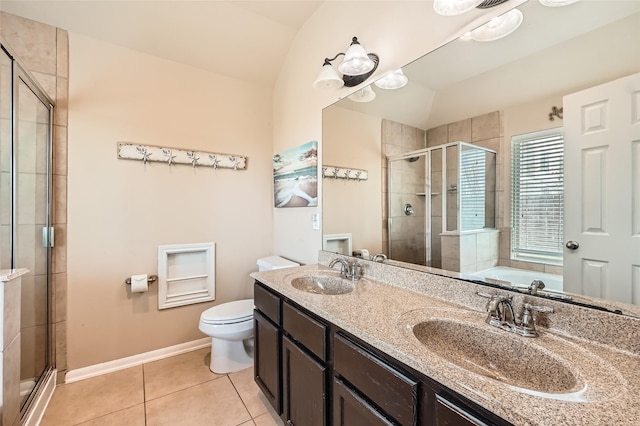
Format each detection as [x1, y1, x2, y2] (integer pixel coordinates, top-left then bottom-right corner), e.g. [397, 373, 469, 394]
[477, 291, 553, 337]
[371, 253, 387, 263]
[528, 279, 545, 295]
[329, 258, 361, 281]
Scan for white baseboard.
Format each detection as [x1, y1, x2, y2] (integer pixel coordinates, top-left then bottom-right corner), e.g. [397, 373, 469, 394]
[65, 337, 210, 384]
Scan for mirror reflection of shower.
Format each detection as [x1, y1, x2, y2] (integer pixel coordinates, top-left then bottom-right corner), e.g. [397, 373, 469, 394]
[386, 142, 497, 268]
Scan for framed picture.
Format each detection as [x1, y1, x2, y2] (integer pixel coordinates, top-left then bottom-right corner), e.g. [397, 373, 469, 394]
[273, 141, 318, 208]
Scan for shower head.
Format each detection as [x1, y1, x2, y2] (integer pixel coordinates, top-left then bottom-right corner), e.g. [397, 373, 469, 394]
[406, 156, 420, 163]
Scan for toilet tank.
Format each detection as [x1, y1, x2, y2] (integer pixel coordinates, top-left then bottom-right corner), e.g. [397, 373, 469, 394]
[257, 256, 300, 272]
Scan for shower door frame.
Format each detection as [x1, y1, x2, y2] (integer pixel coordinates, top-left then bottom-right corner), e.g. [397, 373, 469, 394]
[387, 142, 497, 266]
[2, 38, 56, 419]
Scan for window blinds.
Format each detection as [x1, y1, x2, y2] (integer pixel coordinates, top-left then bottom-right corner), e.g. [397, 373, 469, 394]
[511, 130, 564, 263]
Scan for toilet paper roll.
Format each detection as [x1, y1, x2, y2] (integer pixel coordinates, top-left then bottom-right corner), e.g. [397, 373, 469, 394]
[359, 249, 370, 259]
[130, 274, 148, 293]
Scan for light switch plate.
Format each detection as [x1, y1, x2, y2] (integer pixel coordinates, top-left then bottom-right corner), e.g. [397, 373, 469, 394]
[312, 213, 320, 230]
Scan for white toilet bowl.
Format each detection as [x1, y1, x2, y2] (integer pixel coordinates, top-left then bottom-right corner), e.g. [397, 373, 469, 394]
[199, 299, 254, 374]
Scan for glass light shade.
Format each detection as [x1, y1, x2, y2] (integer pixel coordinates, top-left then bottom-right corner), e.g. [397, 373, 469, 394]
[434, 0, 484, 16]
[313, 63, 344, 90]
[374, 69, 409, 90]
[470, 8, 523, 42]
[348, 86, 376, 103]
[539, 0, 581, 6]
[338, 42, 375, 76]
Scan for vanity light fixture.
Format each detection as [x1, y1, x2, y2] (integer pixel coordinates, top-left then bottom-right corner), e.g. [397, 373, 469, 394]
[538, 0, 581, 7]
[434, 0, 510, 16]
[313, 37, 379, 90]
[469, 8, 523, 42]
[374, 69, 409, 90]
[348, 85, 376, 103]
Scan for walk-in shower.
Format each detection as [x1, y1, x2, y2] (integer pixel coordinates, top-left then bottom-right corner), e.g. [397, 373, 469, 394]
[1, 40, 55, 422]
[387, 142, 497, 267]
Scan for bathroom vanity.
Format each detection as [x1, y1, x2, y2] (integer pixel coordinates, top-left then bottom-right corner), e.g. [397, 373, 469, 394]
[252, 254, 640, 426]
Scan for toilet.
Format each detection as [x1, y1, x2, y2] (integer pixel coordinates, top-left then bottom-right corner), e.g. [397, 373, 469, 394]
[199, 255, 299, 373]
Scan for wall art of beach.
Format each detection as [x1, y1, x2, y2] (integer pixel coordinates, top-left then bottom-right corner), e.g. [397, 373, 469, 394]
[273, 141, 318, 208]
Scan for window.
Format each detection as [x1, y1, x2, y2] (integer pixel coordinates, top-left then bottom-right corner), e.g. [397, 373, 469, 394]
[511, 128, 564, 264]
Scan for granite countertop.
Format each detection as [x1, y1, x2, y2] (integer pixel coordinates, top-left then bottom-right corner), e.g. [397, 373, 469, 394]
[252, 264, 640, 426]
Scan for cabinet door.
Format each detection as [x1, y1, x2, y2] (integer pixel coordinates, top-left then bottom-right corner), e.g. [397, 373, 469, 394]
[282, 335, 327, 426]
[434, 395, 489, 426]
[333, 378, 395, 426]
[254, 310, 281, 413]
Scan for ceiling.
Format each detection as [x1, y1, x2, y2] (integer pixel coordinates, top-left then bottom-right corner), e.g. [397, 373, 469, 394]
[0, 0, 324, 87]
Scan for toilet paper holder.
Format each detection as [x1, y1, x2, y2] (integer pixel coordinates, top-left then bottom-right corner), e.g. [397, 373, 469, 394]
[124, 275, 158, 286]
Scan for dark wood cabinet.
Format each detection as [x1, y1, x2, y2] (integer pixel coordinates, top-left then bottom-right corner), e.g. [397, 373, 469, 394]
[282, 335, 328, 426]
[433, 395, 489, 426]
[254, 281, 511, 426]
[253, 310, 281, 413]
[333, 378, 394, 426]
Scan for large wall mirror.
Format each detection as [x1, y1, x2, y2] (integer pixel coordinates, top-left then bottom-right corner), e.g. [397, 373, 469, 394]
[322, 0, 640, 315]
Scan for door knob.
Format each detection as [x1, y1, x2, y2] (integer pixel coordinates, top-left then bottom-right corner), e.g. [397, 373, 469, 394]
[565, 240, 579, 250]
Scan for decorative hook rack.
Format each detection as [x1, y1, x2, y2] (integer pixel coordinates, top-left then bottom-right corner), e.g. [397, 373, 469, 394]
[117, 142, 247, 170]
[322, 165, 368, 181]
[549, 106, 563, 121]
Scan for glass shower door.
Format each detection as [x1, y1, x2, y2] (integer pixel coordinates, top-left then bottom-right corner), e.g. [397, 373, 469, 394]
[16, 72, 52, 407]
[0, 44, 53, 411]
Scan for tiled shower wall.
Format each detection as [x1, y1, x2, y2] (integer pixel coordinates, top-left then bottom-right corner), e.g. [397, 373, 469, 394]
[382, 119, 427, 265]
[1, 12, 69, 383]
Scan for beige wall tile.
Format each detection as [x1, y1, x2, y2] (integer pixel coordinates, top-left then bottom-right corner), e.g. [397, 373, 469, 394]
[427, 124, 447, 147]
[53, 174, 67, 224]
[52, 223, 66, 273]
[544, 265, 564, 275]
[54, 77, 68, 126]
[472, 111, 501, 141]
[31, 71, 56, 101]
[20, 274, 47, 328]
[3, 334, 22, 426]
[54, 272, 67, 322]
[56, 28, 69, 79]
[53, 125, 67, 175]
[448, 118, 471, 143]
[3, 275, 22, 346]
[510, 260, 545, 273]
[55, 320, 67, 371]
[20, 324, 46, 379]
[0, 12, 56, 75]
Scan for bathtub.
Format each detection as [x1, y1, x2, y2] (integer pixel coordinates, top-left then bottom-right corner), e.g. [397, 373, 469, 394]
[471, 267, 563, 293]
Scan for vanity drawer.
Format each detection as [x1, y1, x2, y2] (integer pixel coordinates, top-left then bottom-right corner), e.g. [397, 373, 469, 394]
[282, 301, 327, 361]
[333, 333, 419, 426]
[254, 282, 281, 325]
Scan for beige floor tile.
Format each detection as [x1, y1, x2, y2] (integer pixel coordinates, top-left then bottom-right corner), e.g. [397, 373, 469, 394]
[76, 404, 145, 426]
[40, 366, 144, 425]
[253, 410, 284, 426]
[239, 421, 256, 426]
[143, 348, 222, 401]
[146, 377, 252, 426]
[229, 366, 271, 418]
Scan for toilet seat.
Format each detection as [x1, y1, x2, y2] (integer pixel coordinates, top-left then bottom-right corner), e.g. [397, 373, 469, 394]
[200, 299, 254, 325]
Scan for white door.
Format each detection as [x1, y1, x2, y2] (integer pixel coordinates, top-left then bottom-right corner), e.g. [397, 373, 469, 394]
[563, 72, 640, 304]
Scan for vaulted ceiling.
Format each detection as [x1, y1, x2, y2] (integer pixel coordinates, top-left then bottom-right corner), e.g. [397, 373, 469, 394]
[0, 0, 324, 87]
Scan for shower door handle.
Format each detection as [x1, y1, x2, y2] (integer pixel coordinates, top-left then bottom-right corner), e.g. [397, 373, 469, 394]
[42, 226, 55, 248]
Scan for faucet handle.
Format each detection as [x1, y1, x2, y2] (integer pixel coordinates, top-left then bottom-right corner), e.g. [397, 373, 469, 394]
[524, 303, 553, 314]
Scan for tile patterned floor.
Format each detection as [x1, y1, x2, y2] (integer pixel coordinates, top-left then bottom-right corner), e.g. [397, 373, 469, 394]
[40, 348, 284, 426]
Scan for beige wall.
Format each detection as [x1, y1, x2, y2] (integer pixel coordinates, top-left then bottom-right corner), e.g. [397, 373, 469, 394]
[272, 1, 521, 265]
[66, 34, 274, 369]
[323, 106, 382, 255]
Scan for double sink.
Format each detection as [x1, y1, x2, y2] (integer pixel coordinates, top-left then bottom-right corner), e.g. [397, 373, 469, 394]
[283, 270, 622, 403]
